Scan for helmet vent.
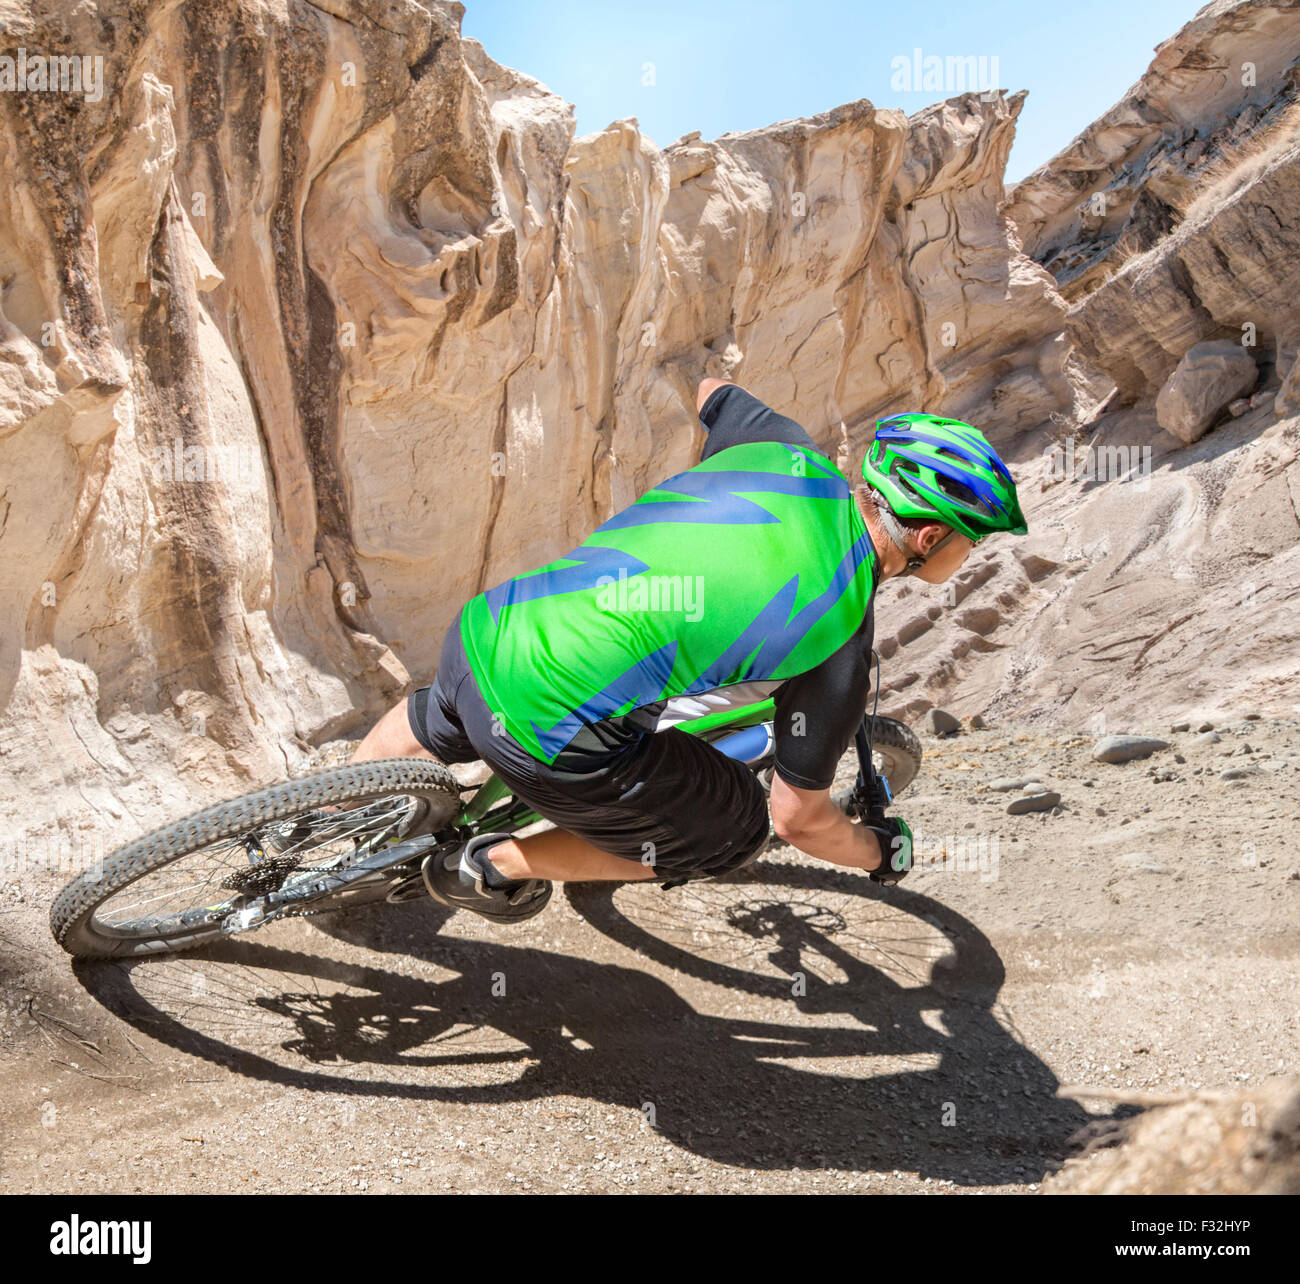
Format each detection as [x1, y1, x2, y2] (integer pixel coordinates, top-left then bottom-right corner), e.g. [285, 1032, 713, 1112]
[928, 449, 993, 515]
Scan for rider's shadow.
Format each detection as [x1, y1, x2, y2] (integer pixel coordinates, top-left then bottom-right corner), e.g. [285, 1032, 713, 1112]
[79, 893, 1099, 1186]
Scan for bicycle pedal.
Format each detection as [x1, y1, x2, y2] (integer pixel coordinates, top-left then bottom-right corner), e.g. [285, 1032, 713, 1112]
[385, 873, 430, 903]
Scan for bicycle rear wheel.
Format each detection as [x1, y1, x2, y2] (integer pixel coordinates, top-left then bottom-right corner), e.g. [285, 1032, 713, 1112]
[50, 758, 461, 959]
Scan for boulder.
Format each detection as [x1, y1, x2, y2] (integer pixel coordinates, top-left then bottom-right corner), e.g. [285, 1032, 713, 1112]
[1276, 347, 1300, 417]
[1045, 1078, 1300, 1194]
[1093, 735, 1170, 764]
[1155, 341, 1258, 443]
[922, 708, 961, 735]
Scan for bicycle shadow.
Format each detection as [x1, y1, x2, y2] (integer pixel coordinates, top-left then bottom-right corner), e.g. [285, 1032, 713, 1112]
[73, 882, 1100, 1186]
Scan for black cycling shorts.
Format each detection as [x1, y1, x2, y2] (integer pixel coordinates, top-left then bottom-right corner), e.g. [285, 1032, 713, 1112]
[407, 611, 771, 884]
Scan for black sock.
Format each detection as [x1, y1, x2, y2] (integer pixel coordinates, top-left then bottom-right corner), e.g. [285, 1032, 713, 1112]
[476, 843, 520, 889]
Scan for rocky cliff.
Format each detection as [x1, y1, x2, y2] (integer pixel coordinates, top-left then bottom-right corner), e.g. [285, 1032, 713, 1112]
[1004, 0, 1300, 401]
[1, 0, 1297, 850]
[884, 0, 1300, 733]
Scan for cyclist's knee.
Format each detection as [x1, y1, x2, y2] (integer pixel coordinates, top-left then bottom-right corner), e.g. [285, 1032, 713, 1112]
[732, 809, 774, 870]
[659, 806, 770, 888]
[352, 697, 437, 764]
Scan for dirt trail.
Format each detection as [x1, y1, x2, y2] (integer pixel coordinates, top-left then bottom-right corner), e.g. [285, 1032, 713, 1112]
[2, 718, 1297, 1194]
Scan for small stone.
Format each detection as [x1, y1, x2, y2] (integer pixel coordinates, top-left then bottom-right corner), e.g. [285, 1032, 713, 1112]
[1219, 767, 1262, 781]
[1227, 398, 1250, 417]
[1197, 721, 1215, 732]
[1173, 754, 1185, 764]
[1242, 711, 1262, 721]
[989, 777, 1028, 792]
[1092, 735, 1170, 764]
[1119, 853, 1163, 873]
[1194, 731, 1221, 745]
[1007, 791, 1060, 816]
[968, 713, 986, 730]
[1169, 721, 1190, 733]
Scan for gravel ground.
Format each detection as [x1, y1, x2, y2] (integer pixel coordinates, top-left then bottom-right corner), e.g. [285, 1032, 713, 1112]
[2, 717, 1297, 1194]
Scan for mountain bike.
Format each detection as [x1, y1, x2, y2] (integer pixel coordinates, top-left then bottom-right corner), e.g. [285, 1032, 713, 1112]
[50, 693, 922, 960]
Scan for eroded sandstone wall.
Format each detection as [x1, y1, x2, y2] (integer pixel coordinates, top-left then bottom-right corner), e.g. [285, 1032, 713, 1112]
[0, 0, 1080, 842]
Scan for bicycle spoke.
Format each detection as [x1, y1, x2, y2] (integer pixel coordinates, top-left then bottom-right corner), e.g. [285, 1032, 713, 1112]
[88, 793, 424, 939]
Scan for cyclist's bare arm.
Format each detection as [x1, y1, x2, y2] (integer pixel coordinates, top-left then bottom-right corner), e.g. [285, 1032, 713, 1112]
[769, 774, 882, 871]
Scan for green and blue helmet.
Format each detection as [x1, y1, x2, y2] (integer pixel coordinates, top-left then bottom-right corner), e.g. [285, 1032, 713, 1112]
[862, 412, 1027, 541]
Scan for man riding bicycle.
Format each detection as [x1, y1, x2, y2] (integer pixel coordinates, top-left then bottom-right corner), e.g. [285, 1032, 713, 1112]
[351, 378, 1027, 923]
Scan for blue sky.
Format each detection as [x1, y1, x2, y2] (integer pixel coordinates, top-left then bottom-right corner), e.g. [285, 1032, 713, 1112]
[460, 0, 1203, 185]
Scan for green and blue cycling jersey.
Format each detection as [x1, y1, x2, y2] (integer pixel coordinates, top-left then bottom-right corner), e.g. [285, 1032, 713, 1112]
[459, 385, 881, 790]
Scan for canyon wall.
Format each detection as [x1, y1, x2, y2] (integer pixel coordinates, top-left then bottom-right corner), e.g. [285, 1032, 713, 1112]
[0, 0, 1297, 850]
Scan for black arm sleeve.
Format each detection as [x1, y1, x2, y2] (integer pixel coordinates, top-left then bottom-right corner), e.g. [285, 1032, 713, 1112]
[772, 605, 876, 791]
[698, 383, 817, 459]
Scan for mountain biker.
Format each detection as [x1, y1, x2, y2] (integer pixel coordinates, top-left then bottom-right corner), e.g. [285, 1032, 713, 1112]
[351, 379, 1027, 922]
